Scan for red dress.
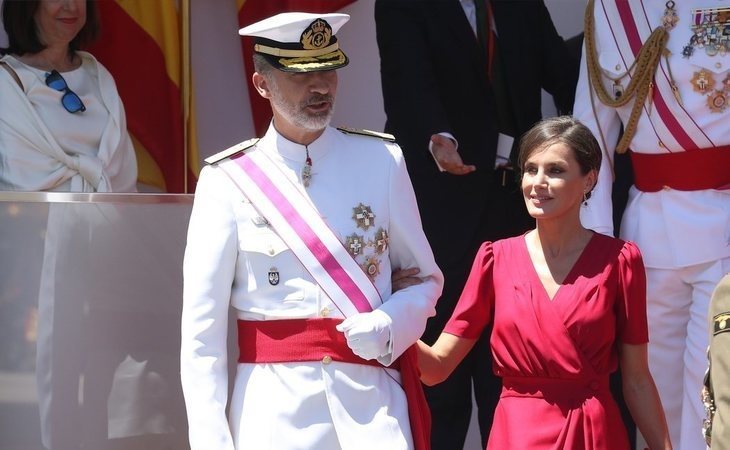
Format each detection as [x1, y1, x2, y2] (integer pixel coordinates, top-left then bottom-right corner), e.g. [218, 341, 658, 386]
[444, 233, 648, 450]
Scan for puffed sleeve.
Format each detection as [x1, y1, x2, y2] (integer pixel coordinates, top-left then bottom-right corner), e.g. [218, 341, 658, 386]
[180, 165, 238, 450]
[615, 241, 649, 345]
[443, 241, 494, 339]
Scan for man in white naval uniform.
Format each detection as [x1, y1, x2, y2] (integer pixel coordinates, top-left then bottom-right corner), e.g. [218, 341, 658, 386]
[180, 12, 443, 450]
[573, 1, 730, 449]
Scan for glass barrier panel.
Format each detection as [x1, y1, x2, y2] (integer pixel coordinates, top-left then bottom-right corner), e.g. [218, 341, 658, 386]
[0, 193, 194, 450]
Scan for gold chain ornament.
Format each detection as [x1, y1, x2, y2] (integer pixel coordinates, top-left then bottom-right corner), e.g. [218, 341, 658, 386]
[584, 0, 670, 155]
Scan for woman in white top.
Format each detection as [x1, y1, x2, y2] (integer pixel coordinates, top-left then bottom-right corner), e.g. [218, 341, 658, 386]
[0, 0, 137, 192]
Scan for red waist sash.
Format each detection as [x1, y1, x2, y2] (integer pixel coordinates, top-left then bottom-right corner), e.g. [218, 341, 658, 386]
[237, 319, 430, 450]
[630, 147, 730, 192]
[237, 318, 382, 366]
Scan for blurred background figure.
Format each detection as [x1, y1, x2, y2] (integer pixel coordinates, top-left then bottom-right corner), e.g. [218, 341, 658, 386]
[0, 0, 137, 193]
[375, 1, 578, 448]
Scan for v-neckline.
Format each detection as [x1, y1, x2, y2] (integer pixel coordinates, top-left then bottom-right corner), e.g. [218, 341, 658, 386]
[521, 232, 597, 302]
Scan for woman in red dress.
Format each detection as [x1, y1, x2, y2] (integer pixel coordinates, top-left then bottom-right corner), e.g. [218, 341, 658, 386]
[417, 116, 672, 450]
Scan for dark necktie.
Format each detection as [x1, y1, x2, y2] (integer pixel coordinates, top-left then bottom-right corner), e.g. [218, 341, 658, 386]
[475, 0, 517, 145]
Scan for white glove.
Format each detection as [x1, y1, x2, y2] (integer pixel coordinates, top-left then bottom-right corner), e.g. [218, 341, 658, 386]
[336, 309, 392, 360]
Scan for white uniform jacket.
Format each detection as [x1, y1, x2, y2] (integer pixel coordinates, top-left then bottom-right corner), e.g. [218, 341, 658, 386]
[574, 0, 730, 268]
[181, 124, 444, 450]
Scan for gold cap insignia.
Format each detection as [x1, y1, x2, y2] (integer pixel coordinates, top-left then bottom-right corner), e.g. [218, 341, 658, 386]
[301, 19, 332, 50]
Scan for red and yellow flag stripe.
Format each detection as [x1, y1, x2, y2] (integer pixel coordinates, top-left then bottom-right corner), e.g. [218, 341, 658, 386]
[89, 0, 199, 192]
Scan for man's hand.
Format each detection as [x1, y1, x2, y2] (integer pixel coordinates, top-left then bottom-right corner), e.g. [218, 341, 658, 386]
[430, 134, 476, 175]
[336, 310, 392, 360]
[391, 267, 423, 292]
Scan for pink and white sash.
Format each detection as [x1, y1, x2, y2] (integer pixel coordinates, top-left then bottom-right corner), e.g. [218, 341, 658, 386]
[218, 146, 432, 450]
[218, 147, 381, 318]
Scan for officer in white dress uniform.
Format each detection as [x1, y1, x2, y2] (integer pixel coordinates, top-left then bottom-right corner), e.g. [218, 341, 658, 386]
[180, 12, 443, 450]
[573, 1, 730, 449]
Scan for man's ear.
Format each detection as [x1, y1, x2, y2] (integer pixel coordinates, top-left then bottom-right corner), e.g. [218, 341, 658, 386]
[252, 72, 271, 99]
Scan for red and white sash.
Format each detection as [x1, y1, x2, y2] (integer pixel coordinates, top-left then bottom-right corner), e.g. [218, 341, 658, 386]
[598, 0, 713, 150]
[218, 147, 381, 317]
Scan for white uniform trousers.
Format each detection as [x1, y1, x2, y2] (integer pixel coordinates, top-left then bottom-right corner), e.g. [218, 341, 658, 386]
[637, 257, 730, 450]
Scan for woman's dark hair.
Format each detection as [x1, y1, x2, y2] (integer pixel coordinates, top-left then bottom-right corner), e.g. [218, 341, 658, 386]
[517, 116, 602, 197]
[1, 0, 100, 56]
[517, 116, 602, 198]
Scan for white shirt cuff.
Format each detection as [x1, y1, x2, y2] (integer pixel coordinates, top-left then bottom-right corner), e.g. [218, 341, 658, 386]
[428, 132, 458, 172]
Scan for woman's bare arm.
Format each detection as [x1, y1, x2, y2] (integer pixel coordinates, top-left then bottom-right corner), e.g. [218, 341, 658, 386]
[416, 333, 477, 386]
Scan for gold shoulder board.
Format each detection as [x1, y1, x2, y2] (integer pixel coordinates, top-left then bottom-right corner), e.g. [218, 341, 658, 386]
[204, 138, 260, 165]
[337, 127, 396, 142]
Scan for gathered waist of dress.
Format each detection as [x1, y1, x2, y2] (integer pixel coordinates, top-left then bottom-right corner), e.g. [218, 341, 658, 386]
[501, 375, 610, 404]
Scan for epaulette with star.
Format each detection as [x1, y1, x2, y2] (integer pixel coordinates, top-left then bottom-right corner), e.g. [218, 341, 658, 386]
[337, 127, 396, 142]
[203, 138, 260, 165]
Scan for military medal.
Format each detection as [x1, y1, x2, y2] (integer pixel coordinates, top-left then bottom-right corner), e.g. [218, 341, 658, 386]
[346, 233, 365, 257]
[707, 73, 730, 113]
[707, 90, 728, 113]
[301, 146, 313, 187]
[352, 203, 375, 231]
[374, 228, 389, 254]
[362, 256, 381, 280]
[683, 7, 730, 59]
[268, 267, 280, 285]
[661, 1, 679, 30]
[691, 69, 714, 93]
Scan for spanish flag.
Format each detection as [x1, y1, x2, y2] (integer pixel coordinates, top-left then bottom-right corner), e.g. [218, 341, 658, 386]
[88, 0, 198, 193]
[237, 0, 356, 137]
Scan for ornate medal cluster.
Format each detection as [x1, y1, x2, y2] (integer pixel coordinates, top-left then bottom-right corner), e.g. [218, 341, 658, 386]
[681, 5, 730, 113]
[260, 203, 389, 285]
[346, 203, 389, 280]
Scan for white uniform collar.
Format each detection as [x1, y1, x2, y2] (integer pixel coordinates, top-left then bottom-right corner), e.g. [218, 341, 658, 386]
[261, 121, 334, 164]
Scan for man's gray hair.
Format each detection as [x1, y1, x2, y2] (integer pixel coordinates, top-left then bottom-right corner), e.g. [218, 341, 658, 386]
[253, 53, 275, 78]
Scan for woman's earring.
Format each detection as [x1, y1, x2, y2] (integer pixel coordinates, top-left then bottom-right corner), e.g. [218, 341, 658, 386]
[582, 191, 588, 206]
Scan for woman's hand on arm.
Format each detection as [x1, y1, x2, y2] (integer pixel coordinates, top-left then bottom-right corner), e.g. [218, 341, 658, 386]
[620, 343, 673, 450]
[391, 267, 423, 292]
[416, 333, 476, 386]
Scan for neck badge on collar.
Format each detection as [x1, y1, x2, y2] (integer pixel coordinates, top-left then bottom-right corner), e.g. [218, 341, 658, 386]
[301, 145, 313, 187]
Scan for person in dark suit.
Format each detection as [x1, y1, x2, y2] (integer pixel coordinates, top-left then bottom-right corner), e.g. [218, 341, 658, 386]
[375, 1, 578, 448]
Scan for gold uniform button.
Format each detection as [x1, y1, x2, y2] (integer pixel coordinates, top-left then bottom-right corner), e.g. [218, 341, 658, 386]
[662, 185, 671, 191]
[268, 247, 275, 255]
[322, 355, 332, 365]
[615, 64, 621, 71]
[320, 307, 330, 317]
[716, 62, 723, 70]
